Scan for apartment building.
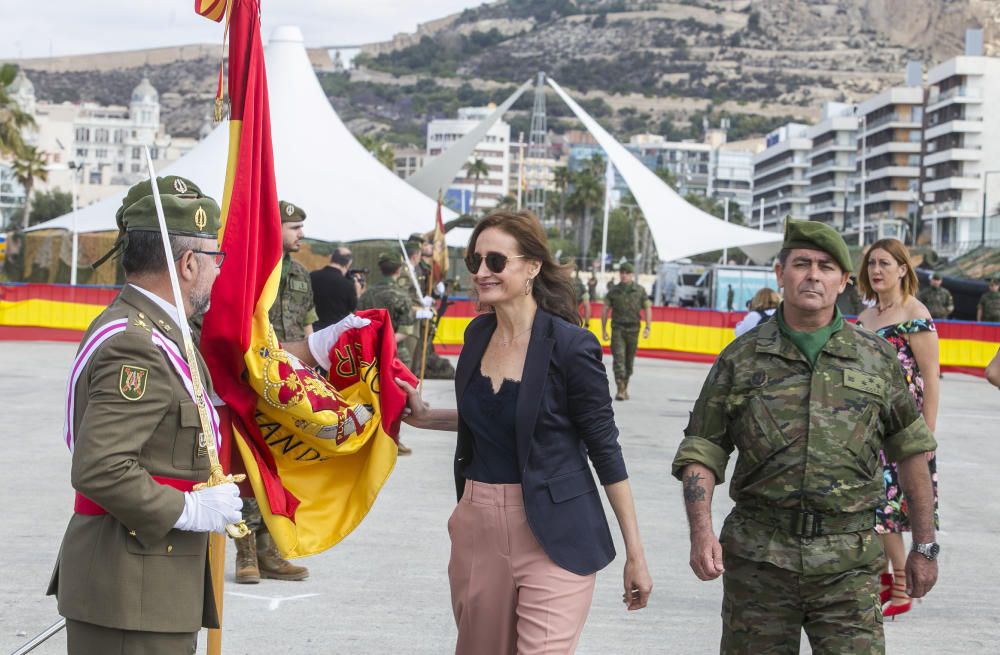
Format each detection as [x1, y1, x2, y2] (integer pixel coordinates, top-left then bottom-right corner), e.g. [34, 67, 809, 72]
[426, 106, 510, 215]
[806, 103, 857, 231]
[751, 123, 812, 231]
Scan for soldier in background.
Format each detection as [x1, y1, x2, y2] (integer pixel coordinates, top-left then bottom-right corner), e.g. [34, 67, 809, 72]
[601, 262, 651, 401]
[917, 272, 954, 319]
[673, 220, 939, 654]
[403, 234, 455, 380]
[235, 200, 313, 584]
[835, 275, 866, 316]
[564, 257, 592, 324]
[978, 277, 1000, 322]
[359, 252, 416, 455]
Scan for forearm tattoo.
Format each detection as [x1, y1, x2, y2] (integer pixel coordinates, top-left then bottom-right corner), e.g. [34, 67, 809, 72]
[683, 472, 706, 503]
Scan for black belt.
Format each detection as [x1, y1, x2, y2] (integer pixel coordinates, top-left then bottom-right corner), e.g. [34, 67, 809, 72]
[736, 504, 876, 538]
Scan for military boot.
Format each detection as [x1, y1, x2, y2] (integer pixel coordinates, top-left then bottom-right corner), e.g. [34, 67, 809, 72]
[623, 378, 630, 400]
[257, 531, 309, 581]
[234, 533, 260, 584]
[615, 379, 626, 401]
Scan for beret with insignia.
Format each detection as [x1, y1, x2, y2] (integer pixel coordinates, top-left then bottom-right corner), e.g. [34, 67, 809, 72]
[279, 200, 306, 224]
[783, 219, 853, 273]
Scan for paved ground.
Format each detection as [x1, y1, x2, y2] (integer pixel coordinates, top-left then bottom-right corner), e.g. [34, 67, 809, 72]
[1, 340, 998, 654]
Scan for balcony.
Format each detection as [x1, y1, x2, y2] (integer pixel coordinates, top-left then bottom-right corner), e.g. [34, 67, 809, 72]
[809, 139, 855, 160]
[923, 176, 982, 193]
[926, 85, 983, 113]
[809, 159, 854, 177]
[865, 141, 921, 159]
[865, 112, 921, 133]
[752, 175, 810, 198]
[807, 199, 846, 214]
[923, 199, 980, 218]
[923, 147, 983, 167]
[925, 118, 984, 141]
[864, 190, 918, 204]
[864, 166, 921, 182]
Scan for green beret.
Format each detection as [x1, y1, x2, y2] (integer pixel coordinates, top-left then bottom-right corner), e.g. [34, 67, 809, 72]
[930, 272, 942, 280]
[782, 219, 852, 273]
[94, 175, 220, 269]
[377, 251, 401, 266]
[279, 200, 306, 223]
[619, 262, 634, 273]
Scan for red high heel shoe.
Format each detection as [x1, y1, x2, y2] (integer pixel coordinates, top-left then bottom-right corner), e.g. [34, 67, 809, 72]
[883, 571, 912, 620]
[879, 572, 893, 604]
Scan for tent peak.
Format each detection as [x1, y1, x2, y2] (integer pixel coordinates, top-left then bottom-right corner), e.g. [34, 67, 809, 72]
[270, 25, 304, 44]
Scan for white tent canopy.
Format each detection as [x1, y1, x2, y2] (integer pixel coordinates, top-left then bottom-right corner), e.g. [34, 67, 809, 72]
[27, 26, 464, 246]
[545, 78, 782, 263]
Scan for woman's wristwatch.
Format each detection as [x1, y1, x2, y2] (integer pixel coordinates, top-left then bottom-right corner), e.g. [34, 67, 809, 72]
[911, 542, 940, 560]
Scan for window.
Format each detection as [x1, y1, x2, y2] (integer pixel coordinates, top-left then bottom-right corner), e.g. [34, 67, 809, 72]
[113, 130, 124, 143]
[95, 128, 109, 143]
[89, 170, 101, 184]
[76, 148, 88, 158]
[151, 147, 159, 160]
[131, 163, 141, 173]
[96, 149, 108, 159]
[131, 147, 142, 160]
[75, 127, 90, 142]
[117, 163, 124, 173]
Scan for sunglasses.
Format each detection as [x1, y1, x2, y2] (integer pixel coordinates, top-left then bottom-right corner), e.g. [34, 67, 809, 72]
[465, 251, 525, 275]
[176, 249, 226, 268]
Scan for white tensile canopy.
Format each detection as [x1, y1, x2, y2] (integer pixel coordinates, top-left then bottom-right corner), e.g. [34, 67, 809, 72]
[27, 26, 463, 246]
[545, 78, 782, 263]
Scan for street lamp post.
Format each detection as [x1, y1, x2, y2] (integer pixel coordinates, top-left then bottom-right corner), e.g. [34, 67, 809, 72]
[857, 111, 867, 247]
[980, 170, 1000, 248]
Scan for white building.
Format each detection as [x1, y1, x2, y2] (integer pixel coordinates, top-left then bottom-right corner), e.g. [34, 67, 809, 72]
[626, 134, 711, 196]
[712, 138, 762, 221]
[923, 53, 1000, 253]
[7, 71, 195, 208]
[806, 103, 857, 231]
[426, 105, 510, 215]
[392, 146, 425, 180]
[752, 123, 812, 230]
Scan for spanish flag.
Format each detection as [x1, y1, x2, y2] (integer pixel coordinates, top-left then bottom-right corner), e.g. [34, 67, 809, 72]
[430, 196, 448, 285]
[198, 0, 412, 558]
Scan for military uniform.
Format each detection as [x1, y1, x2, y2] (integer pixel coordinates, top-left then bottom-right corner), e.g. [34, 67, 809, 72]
[269, 254, 317, 342]
[917, 285, 953, 319]
[978, 288, 1000, 322]
[604, 276, 649, 391]
[359, 274, 416, 364]
[673, 220, 938, 654]
[401, 260, 455, 379]
[48, 176, 225, 654]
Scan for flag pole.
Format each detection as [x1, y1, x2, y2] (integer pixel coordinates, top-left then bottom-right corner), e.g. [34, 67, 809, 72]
[142, 146, 247, 655]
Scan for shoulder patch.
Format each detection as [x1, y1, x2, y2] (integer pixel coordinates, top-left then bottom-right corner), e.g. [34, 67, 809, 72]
[119, 364, 149, 401]
[289, 279, 309, 292]
[843, 369, 885, 397]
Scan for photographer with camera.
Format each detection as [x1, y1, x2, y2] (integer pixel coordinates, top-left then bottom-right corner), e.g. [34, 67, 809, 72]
[311, 246, 361, 330]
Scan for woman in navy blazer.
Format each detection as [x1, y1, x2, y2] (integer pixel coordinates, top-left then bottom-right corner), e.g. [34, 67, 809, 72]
[401, 211, 651, 654]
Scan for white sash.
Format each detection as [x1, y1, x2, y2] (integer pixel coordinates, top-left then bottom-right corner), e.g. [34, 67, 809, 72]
[64, 321, 222, 453]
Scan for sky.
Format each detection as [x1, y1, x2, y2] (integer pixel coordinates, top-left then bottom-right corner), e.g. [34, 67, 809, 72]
[0, 0, 487, 59]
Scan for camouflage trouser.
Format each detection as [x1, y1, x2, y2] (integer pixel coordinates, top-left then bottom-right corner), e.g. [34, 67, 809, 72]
[611, 324, 639, 381]
[721, 553, 884, 655]
[242, 497, 264, 533]
[412, 320, 455, 380]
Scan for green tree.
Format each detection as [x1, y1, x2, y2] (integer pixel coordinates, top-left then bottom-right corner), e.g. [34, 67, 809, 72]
[495, 194, 518, 211]
[0, 64, 35, 157]
[356, 134, 395, 171]
[566, 156, 606, 264]
[465, 158, 490, 215]
[28, 188, 73, 226]
[553, 165, 571, 239]
[11, 144, 48, 230]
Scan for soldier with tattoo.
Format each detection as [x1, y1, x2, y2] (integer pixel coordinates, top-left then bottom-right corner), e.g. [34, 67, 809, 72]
[672, 220, 940, 654]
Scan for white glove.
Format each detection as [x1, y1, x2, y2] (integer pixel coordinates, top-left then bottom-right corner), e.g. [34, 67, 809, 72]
[435, 282, 446, 296]
[308, 313, 371, 370]
[421, 295, 434, 308]
[173, 483, 243, 534]
[415, 308, 434, 320]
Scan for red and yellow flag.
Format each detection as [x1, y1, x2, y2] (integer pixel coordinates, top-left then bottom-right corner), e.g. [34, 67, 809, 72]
[430, 196, 448, 286]
[194, 0, 228, 23]
[198, 0, 412, 558]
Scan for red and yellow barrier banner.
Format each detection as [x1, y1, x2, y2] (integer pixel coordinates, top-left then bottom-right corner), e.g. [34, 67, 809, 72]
[4, 284, 1000, 374]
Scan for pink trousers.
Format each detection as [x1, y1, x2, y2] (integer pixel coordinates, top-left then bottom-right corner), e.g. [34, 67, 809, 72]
[448, 480, 597, 655]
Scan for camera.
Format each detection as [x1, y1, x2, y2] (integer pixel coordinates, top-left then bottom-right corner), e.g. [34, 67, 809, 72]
[347, 267, 369, 287]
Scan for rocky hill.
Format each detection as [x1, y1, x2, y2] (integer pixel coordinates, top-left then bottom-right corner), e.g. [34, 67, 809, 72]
[8, 0, 1000, 146]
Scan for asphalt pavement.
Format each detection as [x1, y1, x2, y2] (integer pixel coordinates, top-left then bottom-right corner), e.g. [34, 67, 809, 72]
[1, 341, 997, 654]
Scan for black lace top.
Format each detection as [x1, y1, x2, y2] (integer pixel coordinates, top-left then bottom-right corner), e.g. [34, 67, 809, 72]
[460, 369, 521, 484]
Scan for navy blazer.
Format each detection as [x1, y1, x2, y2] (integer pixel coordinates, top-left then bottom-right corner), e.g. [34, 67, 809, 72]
[453, 309, 628, 575]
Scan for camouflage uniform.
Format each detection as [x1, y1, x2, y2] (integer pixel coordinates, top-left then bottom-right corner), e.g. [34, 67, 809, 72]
[604, 281, 649, 383]
[269, 254, 317, 343]
[401, 262, 455, 379]
[359, 276, 415, 365]
[917, 286, 954, 319]
[978, 289, 1000, 322]
[672, 313, 937, 654]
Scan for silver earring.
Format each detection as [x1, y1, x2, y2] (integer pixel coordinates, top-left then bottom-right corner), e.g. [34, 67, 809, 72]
[524, 278, 532, 295]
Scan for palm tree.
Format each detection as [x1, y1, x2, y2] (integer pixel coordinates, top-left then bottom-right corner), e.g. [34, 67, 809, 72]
[356, 134, 396, 171]
[11, 145, 48, 229]
[465, 158, 490, 215]
[0, 64, 35, 157]
[495, 194, 518, 211]
[553, 166, 570, 239]
[566, 166, 604, 264]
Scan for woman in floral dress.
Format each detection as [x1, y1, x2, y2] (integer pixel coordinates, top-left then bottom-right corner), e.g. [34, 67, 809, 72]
[857, 238, 940, 619]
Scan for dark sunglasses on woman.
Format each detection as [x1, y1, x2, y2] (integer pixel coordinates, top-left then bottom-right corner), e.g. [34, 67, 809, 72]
[465, 251, 525, 275]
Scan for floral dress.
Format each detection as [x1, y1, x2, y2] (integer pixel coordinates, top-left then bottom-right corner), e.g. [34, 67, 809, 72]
[870, 319, 941, 533]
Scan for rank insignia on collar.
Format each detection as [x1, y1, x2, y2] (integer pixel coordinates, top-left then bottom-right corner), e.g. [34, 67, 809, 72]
[119, 364, 149, 401]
